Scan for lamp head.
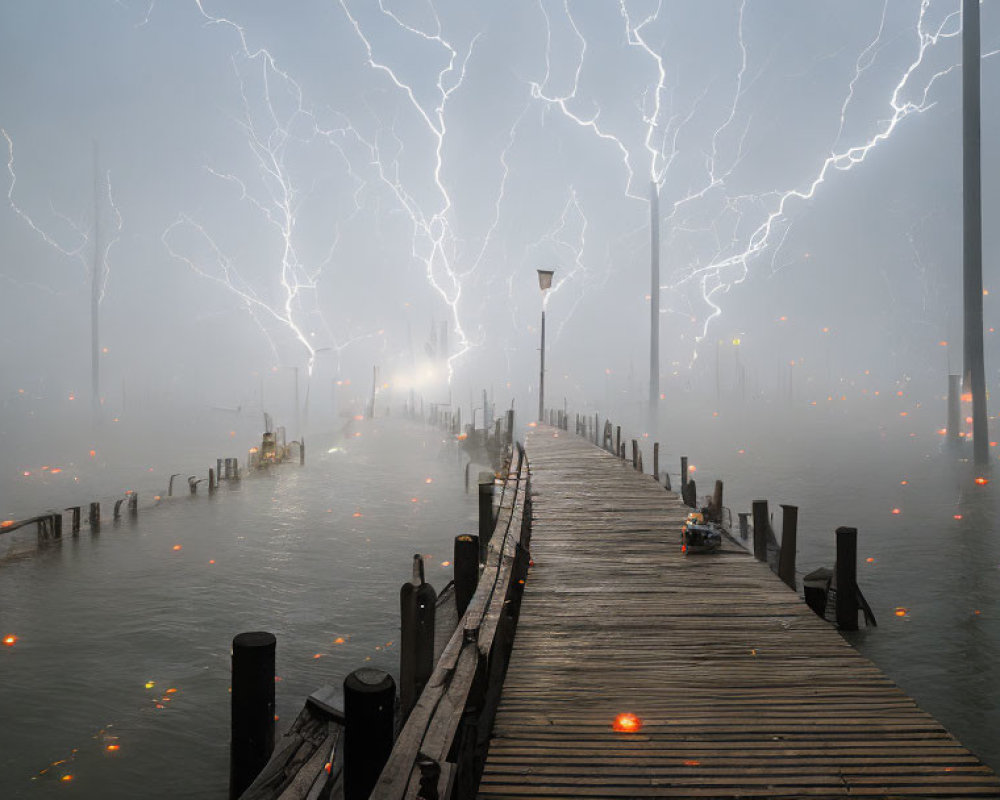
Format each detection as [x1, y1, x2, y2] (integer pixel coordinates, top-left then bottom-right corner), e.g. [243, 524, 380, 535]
[536, 269, 555, 291]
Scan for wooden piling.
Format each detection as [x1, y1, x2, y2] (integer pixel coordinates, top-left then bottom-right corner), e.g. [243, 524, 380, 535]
[478, 472, 495, 565]
[835, 526, 859, 631]
[653, 443, 659, 482]
[778, 504, 798, 590]
[67, 506, 81, 534]
[209, 468, 216, 493]
[631, 440, 639, 471]
[114, 498, 125, 519]
[229, 631, 276, 800]
[454, 534, 479, 617]
[738, 511, 750, 540]
[400, 555, 436, 721]
[88, 501, 100, 529]
[710, 480, 724, 523]
[299, 437, 305, 466]
[128, 493, 137, 518]
[343, 668, 395, 800]
[680, 456, 689, 488]
[752, 499, 769, 562]
[217, 458, 224, 481]
[615, 426, 621, 458]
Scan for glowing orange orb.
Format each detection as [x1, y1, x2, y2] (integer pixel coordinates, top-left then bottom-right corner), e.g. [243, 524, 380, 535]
[866, 557, 875, 563]
[333, 637, 346, 644]
[89, 449, 96, 457]
[891, 508, 901, 515]
[894, 607, 908, 617]
[1, 520, 13, 528]
[172, 544, 182, 551]
[975, 477, 989, 486]
[61, 775, 73, 782]
[3, 634, 17, 646]
[612, 713, 642, 733]
[106, 744, 120, 751]
[954, 514, 963, 520]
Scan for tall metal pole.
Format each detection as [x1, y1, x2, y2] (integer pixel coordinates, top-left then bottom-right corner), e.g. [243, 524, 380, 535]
[538, 309, 546, 422]
[649, 181, 660, 423]
[91, 142, 101, 425]
[963, 0, 988, 466]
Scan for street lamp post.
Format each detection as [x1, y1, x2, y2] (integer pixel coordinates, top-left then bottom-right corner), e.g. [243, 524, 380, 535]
[537, 269, 555, 422]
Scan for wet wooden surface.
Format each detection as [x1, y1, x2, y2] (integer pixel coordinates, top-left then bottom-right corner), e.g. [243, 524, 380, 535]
[477, 426, 1000, 798]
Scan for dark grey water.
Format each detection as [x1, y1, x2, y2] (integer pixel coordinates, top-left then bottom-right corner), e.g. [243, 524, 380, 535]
[0, 418, 476, 798]
[4, 399, 999, 798]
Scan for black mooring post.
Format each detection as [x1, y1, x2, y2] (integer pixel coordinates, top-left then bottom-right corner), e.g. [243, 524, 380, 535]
[67, 506, 81, 534]
[114, 498, 125, 519]
[454, 534, 479, 617]
[835, 527, 859, 631]
[343, 668, 396, 800]
[229, 631, 276, 800]
[88, 501, 100, 529]
[778, 504, 798, 590]
[653, 443, 660, 482]
[128, 492, 138, 518]
[478, 472, 494, 565]
[680, 456, 689, 488]
[751, 499, 769, 562]
[399, 555, 436, 721]
[632, 440, 639, 471]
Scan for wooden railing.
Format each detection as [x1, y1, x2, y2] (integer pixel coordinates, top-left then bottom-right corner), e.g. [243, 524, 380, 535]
[371, 442, 531, 800]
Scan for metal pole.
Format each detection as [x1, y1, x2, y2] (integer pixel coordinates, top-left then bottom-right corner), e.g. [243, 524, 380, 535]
[91, 141, 101, 425]
[293, 366, 300, 440]
[538, 309, 546, 422]
[649, 180, 660, 423]
[963, 0, 989, 465]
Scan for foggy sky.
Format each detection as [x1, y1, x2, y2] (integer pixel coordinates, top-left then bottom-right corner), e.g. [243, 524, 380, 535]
[1, 0, 998, 434]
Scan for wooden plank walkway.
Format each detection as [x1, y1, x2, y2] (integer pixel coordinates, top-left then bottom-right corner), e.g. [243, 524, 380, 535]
[478, 427, 1000, 798]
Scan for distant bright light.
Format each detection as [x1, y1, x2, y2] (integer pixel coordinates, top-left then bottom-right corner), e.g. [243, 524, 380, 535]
[3, 634, 16, 646]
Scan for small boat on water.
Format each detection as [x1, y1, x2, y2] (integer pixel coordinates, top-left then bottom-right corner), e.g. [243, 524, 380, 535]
[681, 511, 723, 554]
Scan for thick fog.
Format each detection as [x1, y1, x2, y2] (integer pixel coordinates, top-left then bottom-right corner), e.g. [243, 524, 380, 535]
[2, 1, 998, 486]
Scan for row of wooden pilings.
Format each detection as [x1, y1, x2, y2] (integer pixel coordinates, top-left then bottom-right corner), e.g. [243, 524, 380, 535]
[229, 435, 522, 800]
[556, 408, 871, 633]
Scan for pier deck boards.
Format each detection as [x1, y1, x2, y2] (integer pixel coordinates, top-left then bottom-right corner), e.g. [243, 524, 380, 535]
[478, 427, 1000, 798]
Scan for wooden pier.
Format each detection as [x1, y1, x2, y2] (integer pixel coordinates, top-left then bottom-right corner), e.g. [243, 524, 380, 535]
[477, 426, 1000, 798]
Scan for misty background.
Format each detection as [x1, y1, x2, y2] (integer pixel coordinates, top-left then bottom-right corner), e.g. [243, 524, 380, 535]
[1, 0, 998, 486]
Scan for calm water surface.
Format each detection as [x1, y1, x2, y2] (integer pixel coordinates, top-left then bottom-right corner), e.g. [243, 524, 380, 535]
[0, 418, 476, 798]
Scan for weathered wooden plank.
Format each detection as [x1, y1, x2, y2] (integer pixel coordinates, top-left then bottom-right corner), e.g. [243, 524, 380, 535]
[477, 426, 1000, 799]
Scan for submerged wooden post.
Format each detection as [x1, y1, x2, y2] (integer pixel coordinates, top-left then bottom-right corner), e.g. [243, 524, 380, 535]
[229, 631, 276, 800]
[128, 492, 138, 518]
[778, 504, 798, 590]
[344, 668, 396, 800]
[478, 472, 495, 565]
[751, 500, 769, 562]
[454, 534, 479, 616]
[299, 437, 305, 466]
[209, 468, 216, 493]
[88, 501, 100, 529]
[217, 458, 224, 481]
[400, 555, 436, 721]
[835, 527, 859, 631]
[710, 480, 724, 523]
[67, 506, 81, 534]
[653, 443, 660, 482]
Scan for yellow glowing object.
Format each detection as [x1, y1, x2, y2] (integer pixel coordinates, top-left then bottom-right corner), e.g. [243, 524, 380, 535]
[612, 713, 642, 732]
[61, 775, 73, 782]
[441, 561, 450, 567]
[145, 681, 155, 688]
[732, 337, 741, 345]
[106, 744, 120, 751]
